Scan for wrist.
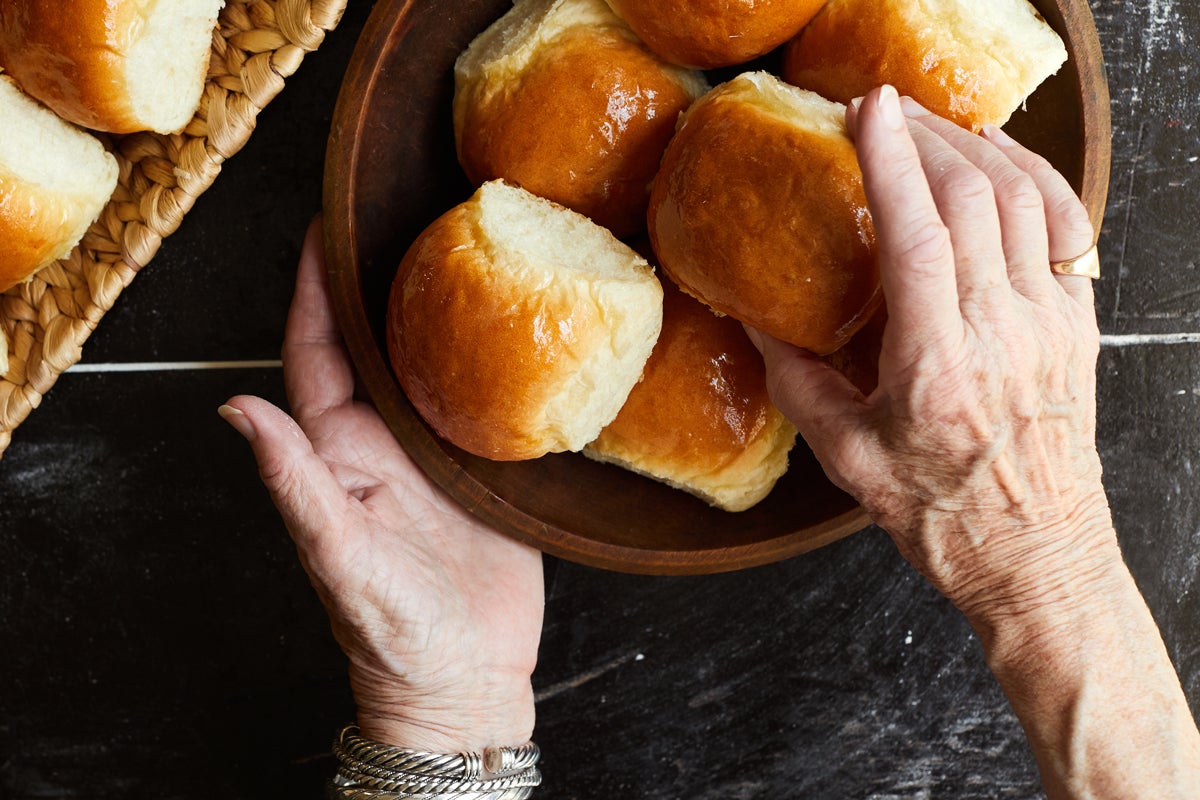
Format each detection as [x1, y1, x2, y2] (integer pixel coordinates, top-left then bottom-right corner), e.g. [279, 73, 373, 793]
[900, 486, 1120, 622]
[962, 532, 1130, 660]
[350, 663, 536, 753]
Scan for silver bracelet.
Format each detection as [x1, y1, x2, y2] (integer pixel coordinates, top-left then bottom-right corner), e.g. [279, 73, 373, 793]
[327, 725, 541, 800]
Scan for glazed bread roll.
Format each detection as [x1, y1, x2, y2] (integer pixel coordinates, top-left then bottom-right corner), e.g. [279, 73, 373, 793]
[0, 0, 225, 134]
[782, 0, 1068, 131]
[454, 0, 707, 237]
[0, 74, 119, 293]
[603, 0, 827, 69]
[387, 181, 664, 462]
[648, 72, 881, 356]
[585, 275, 797, 512]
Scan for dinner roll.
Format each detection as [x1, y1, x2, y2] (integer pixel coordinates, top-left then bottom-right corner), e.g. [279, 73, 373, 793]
[585, 274, 796, 512]
[0, 0, 225, 134]
[782, 0, 1068, 131]
[648, 72, 881, 356]
[386, 181, 664, 462]
[603, 0, 826, 69]
[0, 74, 119, 293]
[454, 0, 707, 237]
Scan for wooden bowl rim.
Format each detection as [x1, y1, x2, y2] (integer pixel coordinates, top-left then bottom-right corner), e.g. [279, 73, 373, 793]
[322, 0, 1111, 575]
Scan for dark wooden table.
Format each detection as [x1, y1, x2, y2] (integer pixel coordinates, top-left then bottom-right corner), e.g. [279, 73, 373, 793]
[2, 2, 1197, 797]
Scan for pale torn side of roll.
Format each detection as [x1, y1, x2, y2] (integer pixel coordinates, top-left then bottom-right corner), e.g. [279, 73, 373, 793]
[386, 180, 665, 461]
[783, 0, 1069, 131]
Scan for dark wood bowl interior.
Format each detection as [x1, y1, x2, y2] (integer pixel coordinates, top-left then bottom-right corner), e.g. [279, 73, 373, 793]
[322, 0, 1111, 575]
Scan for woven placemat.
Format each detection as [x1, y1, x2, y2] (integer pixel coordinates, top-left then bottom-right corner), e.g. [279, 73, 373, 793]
[0, 0, 349, 457]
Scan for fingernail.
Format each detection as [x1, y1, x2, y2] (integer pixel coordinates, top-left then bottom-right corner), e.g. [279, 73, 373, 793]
[900, 96, 930, 118]
[982, 123, 1018, 147]
[849, 96, 863, 112]
[218, 404, 257, 441]
[878, 85, 903, 130]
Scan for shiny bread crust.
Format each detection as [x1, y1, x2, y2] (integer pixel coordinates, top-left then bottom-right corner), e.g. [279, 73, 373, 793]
[586, 277, 797, 512]
[453, 0, 706, 237]
[604, 0, 826, 69]
[648, 72, 881, 356]
[782, 0, 1068, 131]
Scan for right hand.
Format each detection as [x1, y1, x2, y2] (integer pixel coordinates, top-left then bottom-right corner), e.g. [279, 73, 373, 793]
[220, 220, 544, 753]
[750, 86, 1120, 624]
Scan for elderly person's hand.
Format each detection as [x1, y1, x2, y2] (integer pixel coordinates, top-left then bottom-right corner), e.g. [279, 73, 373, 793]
[757, 88, 1110, 624]
[218, 220, 543, 754]
[752, 86, 1200, 799]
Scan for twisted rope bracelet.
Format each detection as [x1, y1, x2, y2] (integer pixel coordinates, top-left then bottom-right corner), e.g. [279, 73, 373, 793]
[328, 726, 541, 800]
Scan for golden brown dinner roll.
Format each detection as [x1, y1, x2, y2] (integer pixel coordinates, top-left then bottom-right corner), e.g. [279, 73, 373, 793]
[453, 0, 707, 237]
[0, 74, 119, 294]
[585, 274, 796, 512]
[782, 0, 1068, 131]
[603, 0, 827, 69]
[0, 0, 224, 134]
[387, 181, 665, 462]
[648, 72, 881, 356]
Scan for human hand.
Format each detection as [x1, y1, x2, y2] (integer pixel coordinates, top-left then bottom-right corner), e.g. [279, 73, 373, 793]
[751, 86, 1120, 625]
[218, 219, 544, 753]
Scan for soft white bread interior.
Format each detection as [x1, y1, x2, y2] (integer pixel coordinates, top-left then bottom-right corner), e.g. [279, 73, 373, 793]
[387, 181, 664, 461]
[125, 0, 225, 132]
[0, 74, 119, 293]
[453, 0, 707, 236]
[0, 0, 225, 134]
[585, 276, 796, 512]
[454, 0, 622, 84]
[783, 0, 1068, 130]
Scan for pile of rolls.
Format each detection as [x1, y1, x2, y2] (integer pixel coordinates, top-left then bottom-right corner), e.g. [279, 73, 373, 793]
[386, 0, 1068, 511]
[0, 0, 226, 296]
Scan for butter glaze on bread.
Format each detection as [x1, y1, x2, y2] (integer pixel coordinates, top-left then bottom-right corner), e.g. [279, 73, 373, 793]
[648, 72, 881, 356]
[0, 0, 225, 134]
[386, 181, 664, 461]
[454, 0, 706, 237]
[783, 0, 1068, 131]
[586, 275, 796, 512]
[604, 0, 826, 69]
[0, 75, 118, 293]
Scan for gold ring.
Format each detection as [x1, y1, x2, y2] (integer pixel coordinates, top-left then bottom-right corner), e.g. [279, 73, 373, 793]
[1050, 245, 1100, 279]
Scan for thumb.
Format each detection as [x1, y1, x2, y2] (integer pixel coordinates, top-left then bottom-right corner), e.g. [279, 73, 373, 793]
[218, 395, 350, 554]
[746, 326, 876, 485]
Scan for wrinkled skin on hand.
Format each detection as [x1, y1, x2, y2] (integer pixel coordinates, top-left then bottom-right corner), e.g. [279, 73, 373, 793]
[220, 220, 543, 753]
[751, 88, 1116, 623]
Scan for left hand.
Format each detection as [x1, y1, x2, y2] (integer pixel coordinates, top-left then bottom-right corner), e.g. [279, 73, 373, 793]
[220, 219, 544, 752]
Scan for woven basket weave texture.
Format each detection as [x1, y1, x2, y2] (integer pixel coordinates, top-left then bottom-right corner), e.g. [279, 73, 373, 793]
[0, 0, 349, 457]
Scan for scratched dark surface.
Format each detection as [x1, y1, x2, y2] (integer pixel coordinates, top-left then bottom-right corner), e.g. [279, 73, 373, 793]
[1, 1, 1198, 798]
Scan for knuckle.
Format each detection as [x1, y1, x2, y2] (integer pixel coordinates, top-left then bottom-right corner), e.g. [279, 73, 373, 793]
[931, 164, 994, 207]
[1047, 191, 1095, 242]
[891, 219, 954, 276]
[993, 169, 1044, 214]
[1019, 148, 1055, 176]
[1020, 152, 1096, 238]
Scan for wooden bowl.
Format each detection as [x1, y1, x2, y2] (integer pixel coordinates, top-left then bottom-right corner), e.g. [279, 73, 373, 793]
[322, 0, 1111, 575]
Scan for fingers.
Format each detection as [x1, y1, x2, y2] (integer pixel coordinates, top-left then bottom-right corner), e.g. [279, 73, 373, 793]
[283, 216, 357, 428]
[219, 395, 350, 552]
[747, 327, 878, 491]
[902, 101, 1056, 301]
[981, 124, 1098, 308]
[849, 88, 1097, 318]
[898, 103, 1010, 302]
[848, 85, 964, 355]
